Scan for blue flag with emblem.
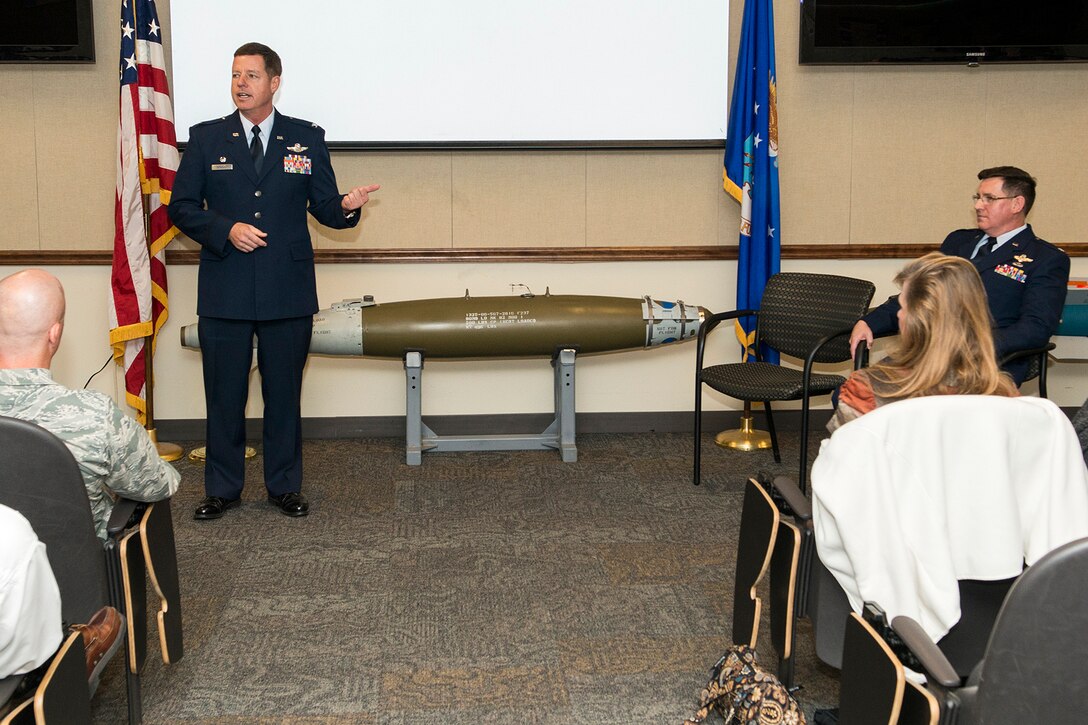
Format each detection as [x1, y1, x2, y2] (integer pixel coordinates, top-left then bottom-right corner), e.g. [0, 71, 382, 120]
[724, 0, 781, 363]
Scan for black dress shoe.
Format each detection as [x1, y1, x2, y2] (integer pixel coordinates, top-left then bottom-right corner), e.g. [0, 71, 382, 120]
[268, 492, 309, 517]
[194, 496, 240, 520]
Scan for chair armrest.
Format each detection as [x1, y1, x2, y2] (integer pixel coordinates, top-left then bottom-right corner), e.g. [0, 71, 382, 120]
[770, 476, 812, 522]
[891, 615, 961, 688]
[31, 630, 92, 723]
[998, 341, 1056, 367]
[698, 308, 755, 341]
[800, 325, 857, 379]
[696, 309, 756, 370]
[853, 339, 868, 370]
[106, 498, 146, 537]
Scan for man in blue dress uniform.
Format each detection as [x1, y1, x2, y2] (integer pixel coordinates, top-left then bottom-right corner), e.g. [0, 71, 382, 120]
[850, 166, 1069, 384]
[169, 43, 379, 519]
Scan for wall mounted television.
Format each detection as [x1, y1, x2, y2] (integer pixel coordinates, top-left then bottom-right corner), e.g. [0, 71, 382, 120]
[800, 0, 1088, 65]
[0, 0, 95, 63]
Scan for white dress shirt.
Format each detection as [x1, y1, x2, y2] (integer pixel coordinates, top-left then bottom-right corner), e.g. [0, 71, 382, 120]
[0, 504, 62, 678]
[970, 223, 1027, 259]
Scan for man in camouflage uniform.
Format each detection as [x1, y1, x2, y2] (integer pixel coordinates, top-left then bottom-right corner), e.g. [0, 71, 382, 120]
[0, 269, 179, 540]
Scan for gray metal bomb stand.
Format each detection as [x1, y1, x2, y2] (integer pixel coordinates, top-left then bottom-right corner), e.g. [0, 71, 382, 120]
[403, 348, 577, 465]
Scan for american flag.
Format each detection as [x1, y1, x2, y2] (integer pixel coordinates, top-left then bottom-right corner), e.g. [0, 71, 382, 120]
[109, 0, 179, 424]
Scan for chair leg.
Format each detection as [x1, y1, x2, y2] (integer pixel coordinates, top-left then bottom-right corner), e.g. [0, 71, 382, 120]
[126, 668, 143, 725]
[763, 401, 781, 463]
[693, 383, 703, 486]
[778, 656, 796, 692]
[799, 398, 810, 495]
[105, 541, 143, 725]
[1038, 352, 1049, 400]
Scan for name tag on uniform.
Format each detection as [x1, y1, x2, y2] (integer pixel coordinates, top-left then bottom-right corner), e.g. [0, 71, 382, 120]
[284, 154, 312, 175]
[211, 163, 233, 171]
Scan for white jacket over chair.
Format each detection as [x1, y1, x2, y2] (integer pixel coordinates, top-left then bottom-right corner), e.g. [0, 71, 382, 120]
[812, 395, 1088, 642]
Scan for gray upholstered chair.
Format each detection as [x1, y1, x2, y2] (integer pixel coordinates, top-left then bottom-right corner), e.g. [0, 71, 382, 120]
[0, 631, 92, 725]
[837, 609, 939, 725]
[769, 475, 1015, 686]
[889, 536, 1088, 725]
[732, 476, 801, 655]
[0, 415, 184, 725]
[768, 393, 1087, 696]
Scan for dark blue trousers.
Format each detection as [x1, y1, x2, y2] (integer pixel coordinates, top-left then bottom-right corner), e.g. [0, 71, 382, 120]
[198, 315, 311, 499]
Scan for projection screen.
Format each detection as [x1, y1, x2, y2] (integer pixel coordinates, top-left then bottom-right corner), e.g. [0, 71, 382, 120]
[169, 1, 730, 147]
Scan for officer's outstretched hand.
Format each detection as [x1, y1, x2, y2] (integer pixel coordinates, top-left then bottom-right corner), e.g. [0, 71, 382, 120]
[342, 184, 381, 212]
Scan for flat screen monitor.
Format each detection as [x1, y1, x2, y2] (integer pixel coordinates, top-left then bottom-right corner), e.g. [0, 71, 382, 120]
[800, 0, 1088, 65]
[0, 0, 95, 63]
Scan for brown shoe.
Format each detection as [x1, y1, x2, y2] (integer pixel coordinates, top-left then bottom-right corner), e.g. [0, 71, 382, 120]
[70, 606, 125, 687]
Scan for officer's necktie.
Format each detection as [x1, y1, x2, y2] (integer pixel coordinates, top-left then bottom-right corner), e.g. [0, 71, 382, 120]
[250, 126, 264, 174]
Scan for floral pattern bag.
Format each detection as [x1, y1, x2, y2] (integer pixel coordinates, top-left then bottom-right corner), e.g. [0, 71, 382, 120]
[684, 645, 805, 725]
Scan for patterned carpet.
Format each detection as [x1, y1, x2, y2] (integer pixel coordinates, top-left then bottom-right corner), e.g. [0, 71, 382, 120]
[91, 428, 841, 724]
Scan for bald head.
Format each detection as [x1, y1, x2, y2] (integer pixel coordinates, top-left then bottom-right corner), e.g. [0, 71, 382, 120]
[0, 269, 66, 368]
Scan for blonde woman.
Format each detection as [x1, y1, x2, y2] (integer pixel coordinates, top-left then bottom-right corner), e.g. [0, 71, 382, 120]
[829, 252, 1018, 432]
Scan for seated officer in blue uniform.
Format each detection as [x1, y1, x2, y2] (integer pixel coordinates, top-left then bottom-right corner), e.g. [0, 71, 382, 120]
[169, 42, 380, 520]
[850, 166, 1070, 385]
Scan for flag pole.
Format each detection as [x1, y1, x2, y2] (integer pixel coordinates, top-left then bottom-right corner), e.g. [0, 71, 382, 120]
[717, 0, 781, 451]
[139, 191, 183, 462]
[715, 400, 772, 450]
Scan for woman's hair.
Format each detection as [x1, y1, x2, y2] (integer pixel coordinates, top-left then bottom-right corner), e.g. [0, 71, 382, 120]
[868, 252, 1017, 400]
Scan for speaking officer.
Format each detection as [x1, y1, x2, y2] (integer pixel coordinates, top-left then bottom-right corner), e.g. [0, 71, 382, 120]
[850, 166, 1069, 384]
[169, 42, 379, 520]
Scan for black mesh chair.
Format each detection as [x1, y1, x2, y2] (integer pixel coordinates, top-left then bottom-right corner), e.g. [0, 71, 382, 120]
[999, 342, 1056, 398]
[693, 273, 875, 492]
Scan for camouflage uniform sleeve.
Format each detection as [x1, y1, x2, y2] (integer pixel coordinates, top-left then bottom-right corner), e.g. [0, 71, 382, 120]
[102, 402, 180, 502]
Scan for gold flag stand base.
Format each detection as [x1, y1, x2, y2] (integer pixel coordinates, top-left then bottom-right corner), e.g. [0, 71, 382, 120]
[714, 416, 773, 451]
[147, 428, 184, 462]
[188, 446, 257, 463]
[714, 401, 773, 451]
